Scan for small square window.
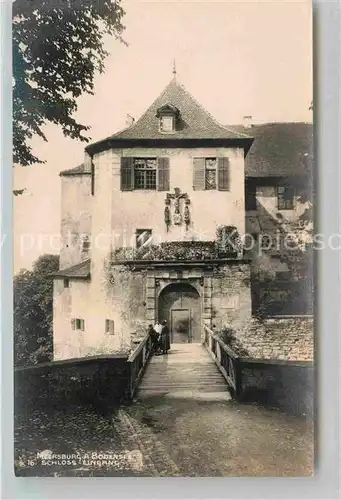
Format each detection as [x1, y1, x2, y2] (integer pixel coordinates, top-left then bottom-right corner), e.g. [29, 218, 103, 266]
[81, 237, 91, 252]
[105, 319, 115, 335]
[76, 319, 85, 331]
[160, 116, 174, 132]
[64, 278, 69, 288]
[72, 318, 85, 331]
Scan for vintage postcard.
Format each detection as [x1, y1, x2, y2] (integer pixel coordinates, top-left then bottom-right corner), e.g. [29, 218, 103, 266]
[13, 0, 313, 476]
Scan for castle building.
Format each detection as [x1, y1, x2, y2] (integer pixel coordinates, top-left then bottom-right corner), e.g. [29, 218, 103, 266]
[52, 76, 312, 360]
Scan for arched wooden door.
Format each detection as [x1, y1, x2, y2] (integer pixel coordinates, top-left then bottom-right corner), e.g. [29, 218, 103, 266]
[158, 282, 201, 343]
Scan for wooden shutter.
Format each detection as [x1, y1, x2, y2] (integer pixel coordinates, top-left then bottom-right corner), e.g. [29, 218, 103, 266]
[193, 158, 206, 190]
[157, 157, 170, 191]
[120, 157, 134, 191]
[71, 318, 76, 331]
[217, 157, 230, 191]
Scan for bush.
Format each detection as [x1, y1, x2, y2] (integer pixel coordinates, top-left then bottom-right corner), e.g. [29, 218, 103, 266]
[216, 225, 242, 257]
[14, 254, 59, 367]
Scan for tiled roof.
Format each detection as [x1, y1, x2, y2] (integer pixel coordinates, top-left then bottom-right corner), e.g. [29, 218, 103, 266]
[229, 123, 313, 178]
[59, 164, 90, 177]
[52, 259, 91, 279]
[86, 79, 253, 153]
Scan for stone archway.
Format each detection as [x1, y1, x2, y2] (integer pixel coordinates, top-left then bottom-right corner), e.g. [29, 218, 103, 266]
[158, 282, 201, 343]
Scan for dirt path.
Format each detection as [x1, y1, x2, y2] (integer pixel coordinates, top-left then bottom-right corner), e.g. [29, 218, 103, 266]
[124, 393, 314, 477]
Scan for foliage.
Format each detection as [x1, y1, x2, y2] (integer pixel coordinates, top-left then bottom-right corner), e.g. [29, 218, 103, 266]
[217, 327, 249, 357]
[113, 238, 245, 262]
[216, 225, 242, 256]
[14, 254, 59, 366]
[252, 276, 313, 317]
[13, 0, 125, 166]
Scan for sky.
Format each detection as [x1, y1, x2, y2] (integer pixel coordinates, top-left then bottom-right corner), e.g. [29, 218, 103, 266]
[14, 0, 313, 272]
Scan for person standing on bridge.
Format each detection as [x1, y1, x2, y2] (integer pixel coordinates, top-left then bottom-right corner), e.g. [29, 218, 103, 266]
[153, 320, 163, 355]
[148, 324, 159, 354]
[160, 320, 170, 355]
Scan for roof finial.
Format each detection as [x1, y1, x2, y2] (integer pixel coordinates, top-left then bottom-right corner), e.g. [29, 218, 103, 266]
[172, 58, 177, 79]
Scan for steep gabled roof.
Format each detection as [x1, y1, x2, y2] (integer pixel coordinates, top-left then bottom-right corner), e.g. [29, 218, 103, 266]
[113, 79, 250, 140]
[86, 78, 253, 154]
[229, 122, 313, 178]
[59, 164, 90, 177]
[52, 259, 91, 279]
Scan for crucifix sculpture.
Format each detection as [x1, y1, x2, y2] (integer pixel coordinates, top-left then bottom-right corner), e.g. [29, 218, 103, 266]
[165, 187, 191, 230]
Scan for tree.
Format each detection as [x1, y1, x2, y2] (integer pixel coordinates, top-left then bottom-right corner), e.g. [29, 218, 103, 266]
[13, 0, 125, 166]
[14, 254, 59, 366]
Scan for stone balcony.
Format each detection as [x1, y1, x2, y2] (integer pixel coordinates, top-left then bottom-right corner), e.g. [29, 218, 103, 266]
[111, 241, 243, 265]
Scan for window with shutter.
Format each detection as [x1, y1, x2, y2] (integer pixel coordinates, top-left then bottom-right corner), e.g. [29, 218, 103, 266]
[193, 158, 206, 190]
[157, 157, 170, 191]
[120, 157, 134, 191]
[217, 157, 230, 191]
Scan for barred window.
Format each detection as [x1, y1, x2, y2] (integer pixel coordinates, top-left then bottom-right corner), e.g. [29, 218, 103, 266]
[134, 158, 157, 190]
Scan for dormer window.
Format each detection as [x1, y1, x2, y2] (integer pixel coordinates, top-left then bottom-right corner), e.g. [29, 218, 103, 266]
[156, 104, 179, 133]
[160, 116, 174, 132]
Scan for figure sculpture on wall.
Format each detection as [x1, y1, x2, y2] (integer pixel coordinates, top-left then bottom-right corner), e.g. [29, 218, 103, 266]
[184, 205, 190, 230]
[164, 187, 190, 230]
[164, 204, 171, 232]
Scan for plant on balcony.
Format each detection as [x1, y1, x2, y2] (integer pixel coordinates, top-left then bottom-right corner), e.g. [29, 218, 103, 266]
[112, 241, 219, 262]
[216, 225, 242, 258]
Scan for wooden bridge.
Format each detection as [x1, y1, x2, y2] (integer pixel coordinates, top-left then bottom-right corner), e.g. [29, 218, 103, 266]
[127, 326, 241, 401]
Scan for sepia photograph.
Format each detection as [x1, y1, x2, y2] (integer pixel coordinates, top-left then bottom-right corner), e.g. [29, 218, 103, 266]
[13, 0, 314, 477]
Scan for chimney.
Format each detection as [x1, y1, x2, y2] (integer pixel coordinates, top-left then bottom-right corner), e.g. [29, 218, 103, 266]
[126, 114, 135, 127]
[243, 115, 253, 128]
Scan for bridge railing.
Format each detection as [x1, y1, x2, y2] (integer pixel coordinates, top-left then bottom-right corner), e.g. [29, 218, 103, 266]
[127, 333, 153, 399]
[203, 325, 242, 398]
